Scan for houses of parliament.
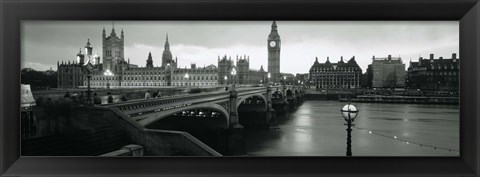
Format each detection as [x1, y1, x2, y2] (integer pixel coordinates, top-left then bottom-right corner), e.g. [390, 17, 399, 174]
[56, 22, 281, 89]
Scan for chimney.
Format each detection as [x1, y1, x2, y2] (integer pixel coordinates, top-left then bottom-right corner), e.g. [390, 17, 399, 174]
[452, 53, 457, 59]
[430, 54, 434, 60]
[388, 55, 392, 60]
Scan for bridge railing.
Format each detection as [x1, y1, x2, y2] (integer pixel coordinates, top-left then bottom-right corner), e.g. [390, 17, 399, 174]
[92, 106, 222, 156]
[100, 144, 144, 156]
[98, 87, 267, 113]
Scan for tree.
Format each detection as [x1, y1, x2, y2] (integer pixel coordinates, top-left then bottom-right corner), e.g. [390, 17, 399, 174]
[385, 72, 397, 89]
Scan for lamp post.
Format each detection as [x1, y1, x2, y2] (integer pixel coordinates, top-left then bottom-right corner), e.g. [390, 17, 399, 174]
[185, 73, 189, 88]
[86, 74, 92, 105]
[166, 63, 171, 86]
[104, 69, 114, 89]
[340, 103, 359, 156]
[224, 75, 228, 86]
[231, 68, 236, 90]
[267, 72, 271, 86]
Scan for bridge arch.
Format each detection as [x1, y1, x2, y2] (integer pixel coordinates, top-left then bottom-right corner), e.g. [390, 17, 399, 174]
[236, 94, 269, 128]
[142, 103, 230, 129]
[272, 90, 284, 100]
[236, 94, 267, 110]
[286, 89, 294, 98]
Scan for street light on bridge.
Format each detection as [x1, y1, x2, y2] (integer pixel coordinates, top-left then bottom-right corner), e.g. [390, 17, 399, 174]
[340, 103, 359, 157]
[103, 69, 114, 89]
[185, 73, 190, 87]
[267, 72, 271, 86]
[231, 68, 237, 89]
[224, 75, 228, 87]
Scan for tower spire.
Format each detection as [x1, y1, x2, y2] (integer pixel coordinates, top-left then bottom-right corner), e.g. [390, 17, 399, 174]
[111, 21, 116, 36]
[164, 33, 170, 50]
[146, 51, 153, 68]
[161, 33, 173, 67]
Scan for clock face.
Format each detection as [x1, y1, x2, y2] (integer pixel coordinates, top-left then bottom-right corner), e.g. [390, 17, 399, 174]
[269, 41, 276, 47]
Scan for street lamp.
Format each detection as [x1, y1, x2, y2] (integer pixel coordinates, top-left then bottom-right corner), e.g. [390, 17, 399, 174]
[104, 69, 114, 89]
[231, 68, 237, 89]
[86, 74, 92, 105]
[185, 73, 189, 87]
[267, 72, 271, 86]
[340, 103, 359, 156]
[224, 75, 228, 85]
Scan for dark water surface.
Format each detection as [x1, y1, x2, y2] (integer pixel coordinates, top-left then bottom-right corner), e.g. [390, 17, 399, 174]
[244, 101, 459, 156]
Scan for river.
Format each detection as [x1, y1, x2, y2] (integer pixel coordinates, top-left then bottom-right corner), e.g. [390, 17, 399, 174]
[244, 101, 459, 156]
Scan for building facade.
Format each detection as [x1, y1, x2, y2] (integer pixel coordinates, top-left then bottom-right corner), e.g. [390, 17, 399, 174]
[58, 26, 281, 89]
[217, 55, 267, 86]
[369, 55, 406, 88]
[309, 56, 362, 89]
[407, 53, 459, 91]
[57, 58, 90, 89]
[248, 66, 266, 85]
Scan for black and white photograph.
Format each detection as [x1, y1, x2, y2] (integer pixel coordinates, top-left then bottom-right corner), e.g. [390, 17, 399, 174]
[20, 21, 459, 157]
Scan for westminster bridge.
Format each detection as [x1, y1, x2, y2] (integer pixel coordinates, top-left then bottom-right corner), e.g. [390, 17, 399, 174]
[21, 85, 305, 156]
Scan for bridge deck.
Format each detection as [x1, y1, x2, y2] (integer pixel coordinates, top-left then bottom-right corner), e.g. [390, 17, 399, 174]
[97, 87, 272, 126]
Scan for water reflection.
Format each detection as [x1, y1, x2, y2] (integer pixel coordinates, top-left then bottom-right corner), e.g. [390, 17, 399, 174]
[244, 101, 459, 156]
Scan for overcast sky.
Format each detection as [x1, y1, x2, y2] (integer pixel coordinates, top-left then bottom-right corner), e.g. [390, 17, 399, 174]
[21, 21, 459, 74]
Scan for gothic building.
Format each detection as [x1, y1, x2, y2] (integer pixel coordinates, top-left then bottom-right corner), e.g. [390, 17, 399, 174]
[217, 55, 235, 85]
[102, 27, 126, 74]
[309, 56, 362, 89]
[161, 34, 178, 69]
[268, 21, 281, 84]
[57, 23, 277, 89]
[217, 55, 267, 86]
[407, 53, 459, 92]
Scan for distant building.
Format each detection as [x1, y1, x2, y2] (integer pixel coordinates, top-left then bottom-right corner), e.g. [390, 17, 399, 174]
[248, 65, 267, 85]
[217, 55, 267, 85]
[236, 55, 250, 85]
[217, 55, 235, 85]
[57, 57, 89, 89]
[309, 56, 362, 89]
[370, 55, 406, 88]
[280, 73, 295, 85]
[56, 25, 277, 89]
[58, 26, 219, 89]
[407, 53, 459, 91]
[360, 71, 370, 89]
[295, 73, 309, 85]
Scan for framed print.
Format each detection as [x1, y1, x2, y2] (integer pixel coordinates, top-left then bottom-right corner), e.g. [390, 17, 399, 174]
[1, 0, 479, 176]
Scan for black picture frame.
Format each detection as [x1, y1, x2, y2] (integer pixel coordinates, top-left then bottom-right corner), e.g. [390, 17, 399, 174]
[1, 0, 479, 176]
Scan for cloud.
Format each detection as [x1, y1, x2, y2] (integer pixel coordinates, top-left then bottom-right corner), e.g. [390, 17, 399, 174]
[22, 21, 459, 73]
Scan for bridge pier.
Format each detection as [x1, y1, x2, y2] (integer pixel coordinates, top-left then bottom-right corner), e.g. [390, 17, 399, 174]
[266, 86, 278, 129]
[226, 89, 246, 155]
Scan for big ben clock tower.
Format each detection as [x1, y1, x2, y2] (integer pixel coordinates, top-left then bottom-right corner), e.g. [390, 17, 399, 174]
[268, 21, 281, 84]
